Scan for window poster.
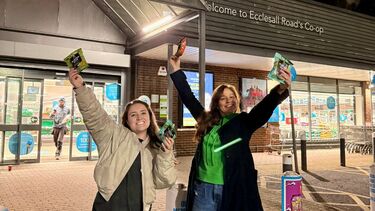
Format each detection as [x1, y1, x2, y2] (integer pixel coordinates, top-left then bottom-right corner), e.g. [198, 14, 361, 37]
[241, 78, 267, 113]
[182, 71, 213, 127]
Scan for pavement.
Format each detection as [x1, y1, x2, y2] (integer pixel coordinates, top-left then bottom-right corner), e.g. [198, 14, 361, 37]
[0, 148, 373, 211]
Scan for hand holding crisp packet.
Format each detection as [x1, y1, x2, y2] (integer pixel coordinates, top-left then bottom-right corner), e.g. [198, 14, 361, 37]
[156, 120, 176, 151]
[175, 37, 187, 57]
[268, 52, 296, 84]
[64, 48, 89, 73]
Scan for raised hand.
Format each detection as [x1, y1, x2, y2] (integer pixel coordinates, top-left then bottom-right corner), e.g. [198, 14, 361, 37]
[277, 67, 291, 94]
[162, 136, 175, 152]
[169, 55, 181, 73]
[68, 68, 84, 88]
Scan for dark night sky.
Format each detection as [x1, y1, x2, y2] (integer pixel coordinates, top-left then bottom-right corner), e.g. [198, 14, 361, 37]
[311, 0, 375, 17]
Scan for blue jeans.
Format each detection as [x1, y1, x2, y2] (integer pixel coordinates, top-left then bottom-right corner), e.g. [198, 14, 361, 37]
[192, 180, 223, 211]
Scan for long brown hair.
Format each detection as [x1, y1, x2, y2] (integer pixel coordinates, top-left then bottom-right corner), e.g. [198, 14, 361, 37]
[122, 100, 160, 146]
[193, 84, 241, 142]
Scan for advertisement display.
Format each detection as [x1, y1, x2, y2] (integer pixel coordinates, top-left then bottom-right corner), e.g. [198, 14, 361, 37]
[9, 133, 35, 155]
[281, 172, 303, 211]
[105, 83, 120, 101]
[182, 71, 213, 127]
[241, 78, 266, 113]
[76, 132, 97, 153]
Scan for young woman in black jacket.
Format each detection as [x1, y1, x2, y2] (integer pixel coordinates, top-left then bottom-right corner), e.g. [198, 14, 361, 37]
[169, 55, 290, 211]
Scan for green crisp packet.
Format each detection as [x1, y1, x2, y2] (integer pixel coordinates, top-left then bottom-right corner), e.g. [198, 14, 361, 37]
[267, 52, 293, 84]
[64, 48, 89, 73]
[156, 120, 176, 151]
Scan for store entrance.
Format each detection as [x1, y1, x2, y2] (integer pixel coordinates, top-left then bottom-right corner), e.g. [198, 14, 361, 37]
[0, 67, 122, 164]
[41, 79, 72, 162]
[0, 75, 43, 164]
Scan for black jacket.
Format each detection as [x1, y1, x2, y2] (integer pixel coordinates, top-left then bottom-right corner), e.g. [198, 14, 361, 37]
[170, 70, 289, 211]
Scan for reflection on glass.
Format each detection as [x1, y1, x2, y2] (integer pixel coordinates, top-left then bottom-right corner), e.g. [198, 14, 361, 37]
[0, 78, 5, 124]
[22, 81, 42, 124]
[339, 95, 355, 126]
[0, 131, 3, 162]
[279, 91, 310, 139]
[6, 79, 20, 124]
[310, 93, 338, 140]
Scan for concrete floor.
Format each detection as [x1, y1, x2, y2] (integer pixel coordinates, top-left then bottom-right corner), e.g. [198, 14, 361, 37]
[0, 148, 372, 210]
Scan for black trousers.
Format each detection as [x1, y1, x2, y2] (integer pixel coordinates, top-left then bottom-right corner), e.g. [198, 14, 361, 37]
[52, 127, 66, 156]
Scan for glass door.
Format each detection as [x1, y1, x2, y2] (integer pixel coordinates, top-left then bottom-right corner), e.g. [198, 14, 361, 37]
[1, 77, 22, 164]
[20, 79, 43, 162]
[70, 81, 120, 161]
[41, 79, 72, 162]
[0, 76, 42, 164]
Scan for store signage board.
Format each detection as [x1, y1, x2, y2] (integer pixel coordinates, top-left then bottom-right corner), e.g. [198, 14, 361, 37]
[205, 1, 324, 35]
[150, 0, 208, 10]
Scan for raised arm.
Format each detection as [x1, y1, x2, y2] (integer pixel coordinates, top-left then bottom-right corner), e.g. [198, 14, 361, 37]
[68, 69, 132, 152]
[169, 56, 204, 120]
[245, 68, 291, 133]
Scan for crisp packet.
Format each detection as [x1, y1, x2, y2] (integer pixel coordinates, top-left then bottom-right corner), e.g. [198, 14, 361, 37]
[64, 48, 89, 73]
[156, 120, 176, 151]
[267, 52, 293, 84]
[158, 120, 176, 141]
[175, 37, 187, 57]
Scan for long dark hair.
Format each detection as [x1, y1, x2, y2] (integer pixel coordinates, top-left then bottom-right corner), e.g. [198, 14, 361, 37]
[193, 84, 240, 142]
[122, 100, 160, 146]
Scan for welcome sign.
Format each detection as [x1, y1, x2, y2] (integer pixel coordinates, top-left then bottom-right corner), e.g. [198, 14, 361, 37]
[205, 1, 324, 35]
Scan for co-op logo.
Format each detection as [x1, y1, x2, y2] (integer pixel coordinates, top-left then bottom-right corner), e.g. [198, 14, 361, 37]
[206, 1, 324, 35]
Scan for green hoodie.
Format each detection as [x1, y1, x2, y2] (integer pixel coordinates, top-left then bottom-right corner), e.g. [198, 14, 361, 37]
[197, 113, 237, 184]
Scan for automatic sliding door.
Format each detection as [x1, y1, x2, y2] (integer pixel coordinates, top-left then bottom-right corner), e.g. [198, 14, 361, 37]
[2, 78, 21, 164]
[20, 79, 43, 162]
[71, 81, 120, 161]
[41, 79, 72, 161]
[71, 83, 94, 161]
[0, 77, 4, 163]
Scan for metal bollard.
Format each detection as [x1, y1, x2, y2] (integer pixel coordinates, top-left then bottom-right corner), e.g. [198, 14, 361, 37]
[300, 131, 307, 172]
[282, 154, 293, 173]
[340, 133, 346, 167]
[370, 164, 375, 211]
[372, 133, 375, 162]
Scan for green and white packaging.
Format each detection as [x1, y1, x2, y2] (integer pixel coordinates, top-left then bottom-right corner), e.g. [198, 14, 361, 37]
[267, 52, 293, 84]
[64, 48, 89, 73]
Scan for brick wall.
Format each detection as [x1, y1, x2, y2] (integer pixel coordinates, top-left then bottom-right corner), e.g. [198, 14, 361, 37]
[135, 57, 273, 156]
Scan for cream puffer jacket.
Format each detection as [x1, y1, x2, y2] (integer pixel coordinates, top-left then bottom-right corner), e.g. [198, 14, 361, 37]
[74, 86, 177, 210]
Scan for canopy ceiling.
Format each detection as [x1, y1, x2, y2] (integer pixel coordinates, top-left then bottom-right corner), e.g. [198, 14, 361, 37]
[92, 0, 206, 37]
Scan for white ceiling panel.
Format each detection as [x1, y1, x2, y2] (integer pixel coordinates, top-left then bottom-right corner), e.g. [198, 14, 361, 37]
[138, 44, 371, 81]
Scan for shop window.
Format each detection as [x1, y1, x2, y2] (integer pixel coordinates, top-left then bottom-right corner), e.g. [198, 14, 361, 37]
[310, 77, 338, 141]
[277, 76, 309, 141]
[279, 91, 309, 140]
[338, 80, 363, 126]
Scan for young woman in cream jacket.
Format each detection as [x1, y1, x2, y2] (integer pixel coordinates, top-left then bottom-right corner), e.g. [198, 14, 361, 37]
[69, 68, 177, 211]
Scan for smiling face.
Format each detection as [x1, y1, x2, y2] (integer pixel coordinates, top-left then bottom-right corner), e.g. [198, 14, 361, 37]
[218, 88, 238, 116]
[126, 103, 150, 136]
